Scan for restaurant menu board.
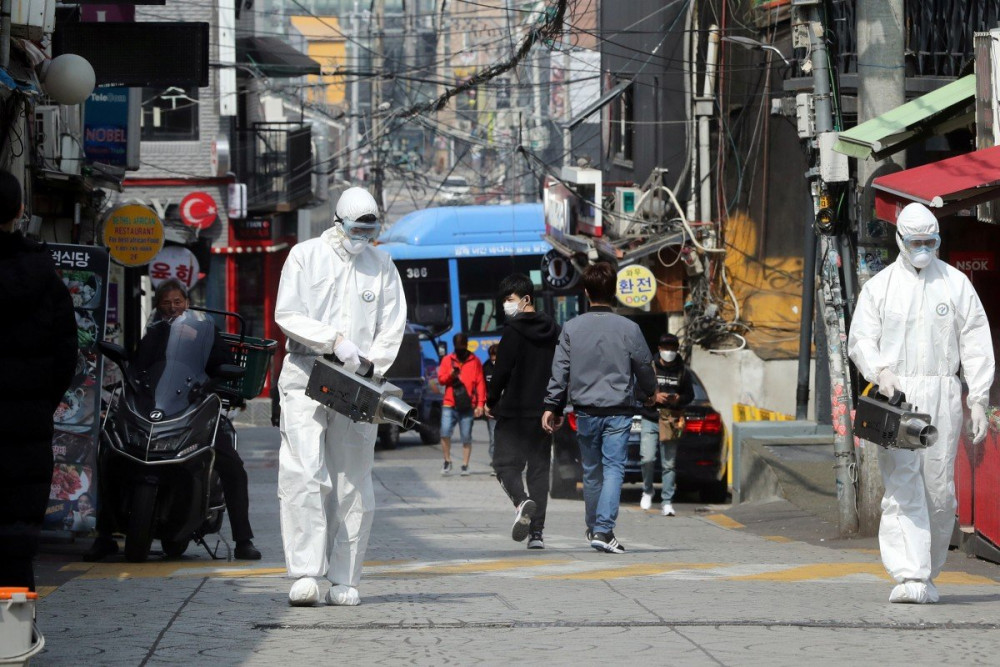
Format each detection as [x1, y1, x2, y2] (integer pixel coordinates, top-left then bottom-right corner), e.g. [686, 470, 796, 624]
[44, 244, 110, 533]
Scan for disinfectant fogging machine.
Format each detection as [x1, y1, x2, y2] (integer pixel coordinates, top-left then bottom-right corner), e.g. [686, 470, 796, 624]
[854, 386, 938, 450]
[306, 354, 421, 430]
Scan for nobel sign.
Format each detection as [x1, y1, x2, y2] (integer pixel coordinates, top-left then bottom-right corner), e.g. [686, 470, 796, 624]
[102, 204, 165, 267]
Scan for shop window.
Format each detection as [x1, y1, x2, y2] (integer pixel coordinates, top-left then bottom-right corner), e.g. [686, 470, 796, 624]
[237, 255, 265, 339]
[141, 87, 200, 141]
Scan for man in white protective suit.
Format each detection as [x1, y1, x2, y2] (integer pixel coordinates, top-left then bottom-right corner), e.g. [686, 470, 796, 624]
[275, 187, 406, 607]
[848, 202, 994, 605]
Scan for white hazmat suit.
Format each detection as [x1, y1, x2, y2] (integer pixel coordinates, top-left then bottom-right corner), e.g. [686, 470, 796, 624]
[275, 187, 406, 606]
[848, 203, 993, 604]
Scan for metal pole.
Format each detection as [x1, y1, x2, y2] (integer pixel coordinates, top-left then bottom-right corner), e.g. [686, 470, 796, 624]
[0, 0, 10, 70]
[804, 2, 858, 535]
[372, 0, 385, 211]
[796, 202, 817, 420]
[349, 2, 360, 184]
[854, 0, 905, 536]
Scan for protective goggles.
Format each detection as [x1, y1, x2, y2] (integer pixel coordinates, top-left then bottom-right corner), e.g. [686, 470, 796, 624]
[899, 233, 940, 252]
[340, 213, 381, 241]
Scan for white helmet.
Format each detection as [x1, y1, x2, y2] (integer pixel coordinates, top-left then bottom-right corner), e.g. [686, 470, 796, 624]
[335, 187, 381, 241]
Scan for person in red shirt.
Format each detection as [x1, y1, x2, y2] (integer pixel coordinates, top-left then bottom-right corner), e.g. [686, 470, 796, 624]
[437, 333, 486, 475]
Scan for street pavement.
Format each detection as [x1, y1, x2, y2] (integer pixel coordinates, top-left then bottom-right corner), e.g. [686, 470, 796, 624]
[34, 423, 1000, 665]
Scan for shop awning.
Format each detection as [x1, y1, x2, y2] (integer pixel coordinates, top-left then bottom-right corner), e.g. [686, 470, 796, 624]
[237, 37, 321, 78]
[833, 75, 975, 160]
[566, 79, 631, 130]
[872, 145, 1000, 223]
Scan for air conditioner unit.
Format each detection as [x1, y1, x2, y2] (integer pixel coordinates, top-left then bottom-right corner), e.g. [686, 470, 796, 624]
[609, 186, 642, 238]
[11, 0, 55, 41]
[35, 106, 61, 169]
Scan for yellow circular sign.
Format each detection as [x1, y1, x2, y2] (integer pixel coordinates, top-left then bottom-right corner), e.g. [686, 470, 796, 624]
[615, 264, 657, 308]
[102, 204, 165, 267]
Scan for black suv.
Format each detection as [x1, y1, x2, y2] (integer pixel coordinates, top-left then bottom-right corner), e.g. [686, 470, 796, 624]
[549, 369, 728, 502]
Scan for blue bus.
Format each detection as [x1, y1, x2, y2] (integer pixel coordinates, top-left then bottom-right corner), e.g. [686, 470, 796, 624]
[378, 204, 585, 360]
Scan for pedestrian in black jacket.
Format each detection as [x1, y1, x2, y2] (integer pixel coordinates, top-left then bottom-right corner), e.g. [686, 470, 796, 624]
[0, 169, 77, 590]
[486, 273, 560, 549]
[638, 333, 694, 517]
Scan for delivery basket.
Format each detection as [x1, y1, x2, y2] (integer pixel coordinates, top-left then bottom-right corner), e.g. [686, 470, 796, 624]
[220, 332, 277, 399]
[189, 307, 278, 400]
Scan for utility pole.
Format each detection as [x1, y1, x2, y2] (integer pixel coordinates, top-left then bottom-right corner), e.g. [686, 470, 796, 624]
[371, 0, 385, 212]
[854, 0, 905, 535]
[796, 0, 859, 536]
[348, 1, 361, 184]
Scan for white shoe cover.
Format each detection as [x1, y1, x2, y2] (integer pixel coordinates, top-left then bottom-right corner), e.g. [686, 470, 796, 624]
[326, 584, 361, 606]
[889, 581, 932, 604]
[288, 577, 320, 606]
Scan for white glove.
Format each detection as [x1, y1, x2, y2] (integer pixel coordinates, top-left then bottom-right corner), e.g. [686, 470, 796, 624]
[876, 368, 903, 399]
[970, 403, 989, 445]
[334, 338, 362, 373]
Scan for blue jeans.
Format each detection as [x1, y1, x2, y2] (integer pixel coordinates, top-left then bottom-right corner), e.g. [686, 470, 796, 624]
[575, 412, 632, 534]
[441, 406, 474, 443]
[640, 418, 677, 502]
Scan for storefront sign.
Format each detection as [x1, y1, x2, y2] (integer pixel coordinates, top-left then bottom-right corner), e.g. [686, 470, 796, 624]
[45, 244, 110, 533]
[179, 191, 218, 230]
[951, 251, 994, 276]
[615, 264, 656, 308]
[149, 245, 201, 288]
[540, 249, 579, 290]
[232, 217, 272, 242]
[102, 203, 165, 267]
[83, 86, 139, 169]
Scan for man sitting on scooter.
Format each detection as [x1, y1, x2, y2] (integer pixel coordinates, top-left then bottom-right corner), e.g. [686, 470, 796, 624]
[85, 280, 261, 561]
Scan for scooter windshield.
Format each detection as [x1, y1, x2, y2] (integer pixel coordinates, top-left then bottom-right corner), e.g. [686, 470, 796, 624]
[128, 311, 216, 418]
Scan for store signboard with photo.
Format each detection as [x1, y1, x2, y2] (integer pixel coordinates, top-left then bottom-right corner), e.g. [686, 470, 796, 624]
[45, 244, 110, 533]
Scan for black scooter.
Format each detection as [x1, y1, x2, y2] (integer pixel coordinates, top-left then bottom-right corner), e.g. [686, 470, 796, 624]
[97, 316, 245, 563]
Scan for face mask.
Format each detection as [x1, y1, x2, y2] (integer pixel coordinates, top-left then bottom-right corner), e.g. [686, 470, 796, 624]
[341, 236, 368, 255]
[909, 248, 933, 269]
[503, 296, 526, 318]
[660, 350, 678, 363]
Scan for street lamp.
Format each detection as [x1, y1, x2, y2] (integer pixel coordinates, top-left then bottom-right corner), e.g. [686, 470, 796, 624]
[39, 54, 96, 105]
[721, 35, 791, 67]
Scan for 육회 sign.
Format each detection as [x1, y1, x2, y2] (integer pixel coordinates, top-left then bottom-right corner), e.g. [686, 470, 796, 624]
[102, 203, 164, 267]
[615, 264, 656, 308]
[149, 245, 201, 288]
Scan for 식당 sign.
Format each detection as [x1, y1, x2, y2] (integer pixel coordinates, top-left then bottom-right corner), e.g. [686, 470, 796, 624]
[149, 245, 201, 289]
[615, 264, 656, 308]
[102, 203, 165, 267]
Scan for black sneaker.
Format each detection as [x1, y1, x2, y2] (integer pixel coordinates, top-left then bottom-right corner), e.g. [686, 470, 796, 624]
[590, 531, 625, 554]
[234, 540, 262, 560]
[83, 535, 119, 562]
[441, 460, 453, 476]
[527, 532, 544, 549]
[460, 465, 470, 476]
[511, 499, 537, 542]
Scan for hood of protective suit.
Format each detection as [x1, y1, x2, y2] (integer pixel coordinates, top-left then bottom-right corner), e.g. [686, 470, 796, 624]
[506, 311, 560, 343]
[895, 203, 939, 268]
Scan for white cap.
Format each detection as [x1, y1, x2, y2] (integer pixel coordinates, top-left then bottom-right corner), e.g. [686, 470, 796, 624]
[896, 202, 938, 237]
[336, 187, 379, 222]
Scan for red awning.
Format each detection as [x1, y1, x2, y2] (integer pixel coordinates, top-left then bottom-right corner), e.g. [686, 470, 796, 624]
[872, 145, 1000, 223]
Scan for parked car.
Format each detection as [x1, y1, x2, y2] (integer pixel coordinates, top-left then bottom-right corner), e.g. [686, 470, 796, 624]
[377, 323, 444, 448]
[549, 369, 728, 502]
[439, 176, 471, 204]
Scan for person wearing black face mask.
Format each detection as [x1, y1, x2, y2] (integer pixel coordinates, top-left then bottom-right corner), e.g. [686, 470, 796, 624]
[436, 332, 486, 475]
[638, 333, 694, 517]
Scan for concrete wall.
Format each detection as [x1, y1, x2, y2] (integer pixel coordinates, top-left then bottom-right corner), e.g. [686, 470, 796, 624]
[690, 347, 816, 433]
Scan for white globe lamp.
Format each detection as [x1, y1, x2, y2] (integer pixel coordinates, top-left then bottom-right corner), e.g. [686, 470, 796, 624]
[41, 54, 96, 105]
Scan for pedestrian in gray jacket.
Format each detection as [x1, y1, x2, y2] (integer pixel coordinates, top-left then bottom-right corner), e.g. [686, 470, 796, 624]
[542, 262, 656, 554]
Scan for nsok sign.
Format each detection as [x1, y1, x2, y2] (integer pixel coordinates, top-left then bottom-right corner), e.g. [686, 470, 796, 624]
[951, 251, 994, 276]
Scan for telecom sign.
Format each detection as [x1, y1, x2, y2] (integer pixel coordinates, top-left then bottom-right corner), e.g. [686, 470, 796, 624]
[83, 86, 139, 169]
[102, 203, 164, 267]
[615, 264, 656, 308]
